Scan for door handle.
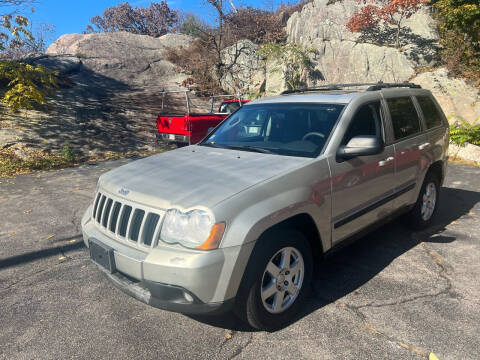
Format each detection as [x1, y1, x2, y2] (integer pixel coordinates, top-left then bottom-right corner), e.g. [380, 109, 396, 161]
[378, 156, 394, 167]
[418, 142, 430, 150]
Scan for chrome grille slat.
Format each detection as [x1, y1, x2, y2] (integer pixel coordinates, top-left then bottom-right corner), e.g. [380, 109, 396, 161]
[96, 195, 106, 223]
[109, 202, 122, 233]
[92, 193, 101, 219]
[90, 191, 163, 250]
[124, 207, 135, 242]
[115, 203, 125, 234]
[119, 205, 132, 238]
[129, 209, 145, 242]
[151, 216, 163, 248]
[141, 213, 160, 247]
[102, 199, 113, 228]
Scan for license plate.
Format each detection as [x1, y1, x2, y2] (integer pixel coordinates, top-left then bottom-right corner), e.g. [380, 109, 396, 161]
[169, 134, 175, 140]
[89, 238, 116, 273]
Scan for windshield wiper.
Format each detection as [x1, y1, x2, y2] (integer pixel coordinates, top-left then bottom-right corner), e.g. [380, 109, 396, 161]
[199, 142, 225, 149]
[223, 145, 275, 154]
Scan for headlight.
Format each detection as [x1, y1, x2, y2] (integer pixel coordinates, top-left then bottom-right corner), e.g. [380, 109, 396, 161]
[159, 209, 225, 250]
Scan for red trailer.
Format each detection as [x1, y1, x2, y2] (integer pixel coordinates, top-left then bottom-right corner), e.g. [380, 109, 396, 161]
[156, 90, 249, 146]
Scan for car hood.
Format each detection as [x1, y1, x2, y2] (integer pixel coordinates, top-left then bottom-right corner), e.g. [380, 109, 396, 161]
[98, 145, 309, 210]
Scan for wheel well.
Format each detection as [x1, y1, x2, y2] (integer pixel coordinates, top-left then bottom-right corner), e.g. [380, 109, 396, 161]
[428, 160, 444, 184]
[261, 214, 323, 260]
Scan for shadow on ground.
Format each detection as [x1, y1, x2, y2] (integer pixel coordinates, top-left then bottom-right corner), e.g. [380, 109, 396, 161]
[189, 186, 480, 331]
[1, 64, 210, 158]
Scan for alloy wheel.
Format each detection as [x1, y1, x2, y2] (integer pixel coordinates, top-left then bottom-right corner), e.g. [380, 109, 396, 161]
[421, 182, 437, 221]
[260, 246, 305, 314]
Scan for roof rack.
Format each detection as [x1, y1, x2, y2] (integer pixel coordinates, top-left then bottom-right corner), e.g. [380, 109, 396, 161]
[280, 81, 421, 95]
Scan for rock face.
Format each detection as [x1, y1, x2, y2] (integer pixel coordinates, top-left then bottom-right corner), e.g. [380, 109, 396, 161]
[286, 0, 439, 83]
[47, 31, 192, 87]
[220, 40, 265, 95]
[23, 54, 82, 74]
[1, 32, 210, 160]
[412, 68, 480, 124]
[220, 40, 287, 95]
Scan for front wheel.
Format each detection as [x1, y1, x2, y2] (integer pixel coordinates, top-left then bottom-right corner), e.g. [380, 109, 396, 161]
[235, 229, 313, 331]
[405, 172, 440, 230]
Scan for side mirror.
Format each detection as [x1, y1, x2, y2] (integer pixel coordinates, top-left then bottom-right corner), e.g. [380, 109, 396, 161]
[337, 135, 384, 160]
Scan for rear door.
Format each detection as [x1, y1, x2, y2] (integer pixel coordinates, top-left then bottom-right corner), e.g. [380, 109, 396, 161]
[384, 95, 428, 209]
[414, 94, 449, 177]
[330, 100, 395, 244]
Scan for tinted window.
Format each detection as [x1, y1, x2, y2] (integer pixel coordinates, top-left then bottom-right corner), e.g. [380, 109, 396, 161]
[417, 96, 443, 129]
[343, 102, 382, 145]
[202, 103, 345, 158]
[387, 97, 421, 140]
[219, 102, 241, 114]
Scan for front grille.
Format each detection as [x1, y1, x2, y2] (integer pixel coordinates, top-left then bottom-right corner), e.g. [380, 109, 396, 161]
[92, 191, 163, 248]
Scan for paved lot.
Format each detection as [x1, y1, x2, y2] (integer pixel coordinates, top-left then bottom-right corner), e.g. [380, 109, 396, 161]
[0, 160, 479, 360]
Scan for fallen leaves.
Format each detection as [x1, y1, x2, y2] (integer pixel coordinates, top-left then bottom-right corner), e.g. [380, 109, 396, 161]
[46, 235, 55, 240]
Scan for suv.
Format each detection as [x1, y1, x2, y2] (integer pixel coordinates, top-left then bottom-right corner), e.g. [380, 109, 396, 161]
[82, 82, 449, 330]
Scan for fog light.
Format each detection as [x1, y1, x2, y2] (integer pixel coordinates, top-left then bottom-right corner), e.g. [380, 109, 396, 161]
[184, 292, 194, 303]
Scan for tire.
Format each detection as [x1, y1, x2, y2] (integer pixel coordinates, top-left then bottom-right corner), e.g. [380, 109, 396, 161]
[405, 172, 440, 230]
[234, 228, 313, 331]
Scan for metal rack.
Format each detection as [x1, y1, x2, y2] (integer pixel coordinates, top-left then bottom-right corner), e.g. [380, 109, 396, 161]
[280, 81, 421, 95]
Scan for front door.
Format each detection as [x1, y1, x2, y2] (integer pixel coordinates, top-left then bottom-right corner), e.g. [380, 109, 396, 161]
[330, 101, 395, 244]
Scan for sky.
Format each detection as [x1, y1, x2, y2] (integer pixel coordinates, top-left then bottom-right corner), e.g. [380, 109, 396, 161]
[7, 0, 294, 46]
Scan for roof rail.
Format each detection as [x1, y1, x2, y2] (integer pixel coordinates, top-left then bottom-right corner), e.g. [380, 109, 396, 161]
[281, 81, 421, 95]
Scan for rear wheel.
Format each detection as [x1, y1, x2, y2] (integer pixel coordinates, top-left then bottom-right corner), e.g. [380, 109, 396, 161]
[405, 172, 440, 230]
[235, 229, 313, 331]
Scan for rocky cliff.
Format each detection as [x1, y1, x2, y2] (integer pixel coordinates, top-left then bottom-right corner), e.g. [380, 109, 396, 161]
[46, 32, 192, 87]
[1, 32, 211, 160]
[2, 4, 479, 164]
[221, 0, 479, 128]
[287, 0, 439, 82]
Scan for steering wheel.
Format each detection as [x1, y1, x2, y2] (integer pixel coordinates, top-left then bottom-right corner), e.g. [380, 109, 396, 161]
[302, 132, 325, 141]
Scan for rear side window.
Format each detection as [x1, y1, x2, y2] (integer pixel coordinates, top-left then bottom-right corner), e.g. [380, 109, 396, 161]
[417, 96, 443, 129]
[387, 97, 421, 140]
[343, 102, 382, 145]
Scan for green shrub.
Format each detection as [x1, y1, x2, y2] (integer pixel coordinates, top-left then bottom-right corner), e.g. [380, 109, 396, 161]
[61, 143, 76, 163]
[450, 118, 480, 146]
[259, 42, 318, 91]
[0, 60, 58, 113]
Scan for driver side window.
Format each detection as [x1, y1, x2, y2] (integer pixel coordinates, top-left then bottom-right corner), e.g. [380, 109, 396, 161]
[342, 102, 383, 145]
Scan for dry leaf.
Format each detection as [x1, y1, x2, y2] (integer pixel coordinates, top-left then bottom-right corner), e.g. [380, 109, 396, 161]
[58, 256, 66, 261]
[46, 235, 55, 240]
[225, 333, 232, 339]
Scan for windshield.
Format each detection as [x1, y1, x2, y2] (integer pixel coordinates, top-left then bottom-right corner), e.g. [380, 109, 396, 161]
[201, 103, 345, 158]
[219, 101, 241, 114]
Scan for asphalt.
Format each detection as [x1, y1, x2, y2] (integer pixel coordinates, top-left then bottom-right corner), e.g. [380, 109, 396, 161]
[0, 159, 479, 360]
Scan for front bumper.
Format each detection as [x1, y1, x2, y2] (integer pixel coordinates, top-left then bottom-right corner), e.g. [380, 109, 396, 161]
[156, 133, 190, 144]
[96, 264, 234, 314]
[81, 207, 247, 314]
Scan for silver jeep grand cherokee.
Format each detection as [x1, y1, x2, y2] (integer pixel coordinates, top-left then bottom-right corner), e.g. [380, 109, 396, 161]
[82, 82, 449, 330]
